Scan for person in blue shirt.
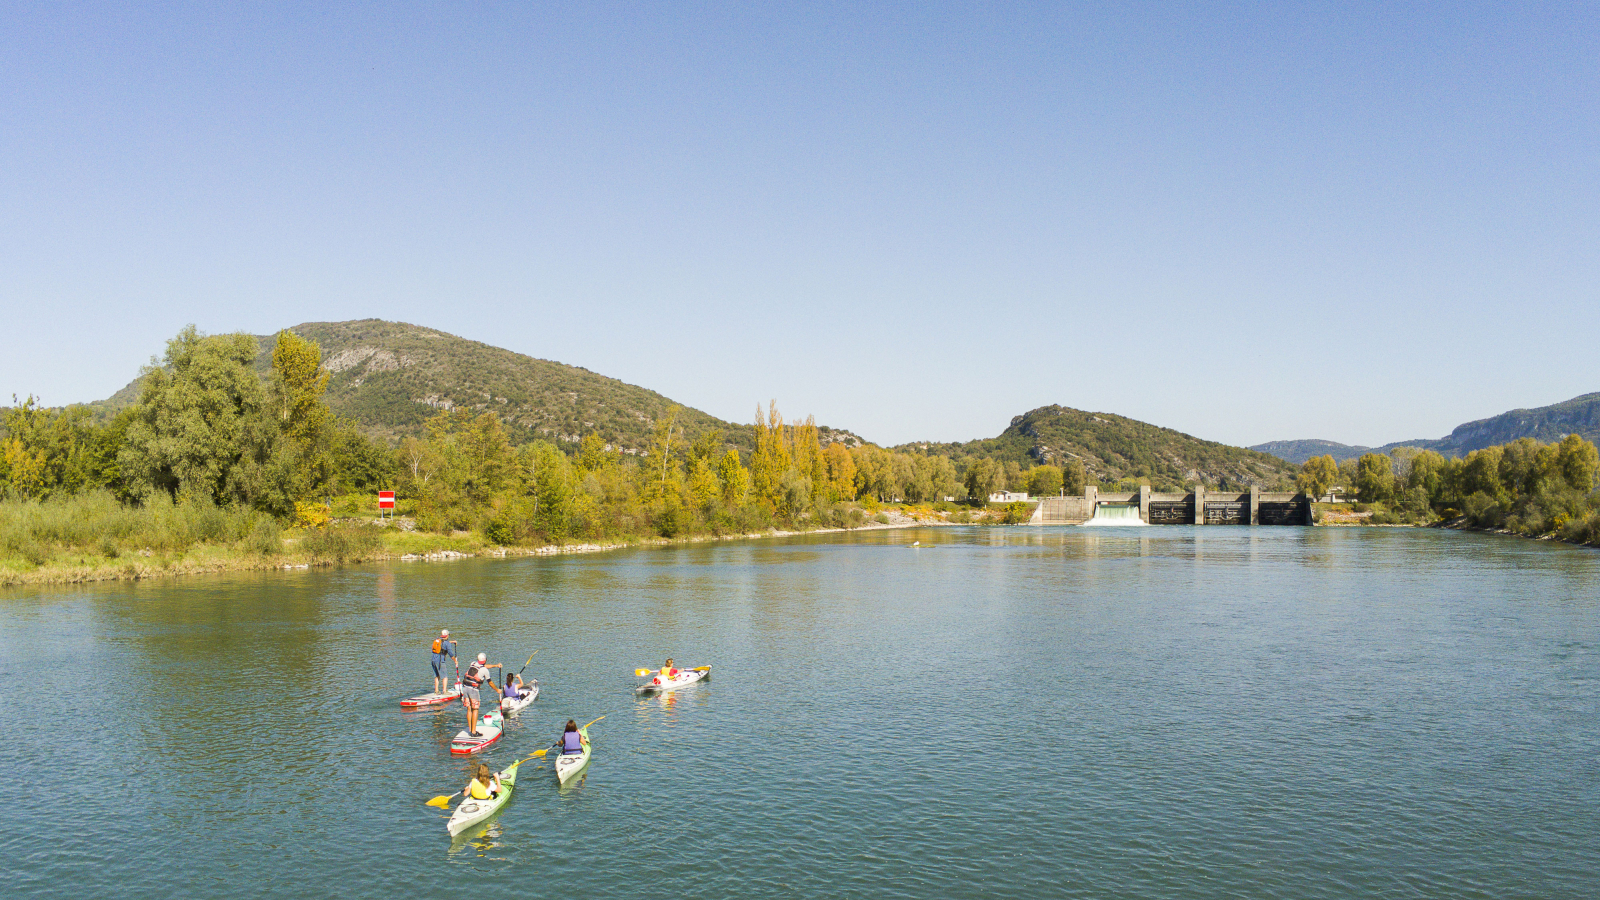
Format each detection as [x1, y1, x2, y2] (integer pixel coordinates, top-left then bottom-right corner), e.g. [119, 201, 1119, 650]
[430, 629, 457, 696]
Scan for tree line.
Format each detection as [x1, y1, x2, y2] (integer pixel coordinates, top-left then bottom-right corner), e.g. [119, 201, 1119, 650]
[1295, 437, 1600, 543]
[2, 327, 1108, 549]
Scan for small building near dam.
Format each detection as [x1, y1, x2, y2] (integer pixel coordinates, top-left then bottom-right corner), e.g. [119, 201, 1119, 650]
[1031, 486, 1313, 526]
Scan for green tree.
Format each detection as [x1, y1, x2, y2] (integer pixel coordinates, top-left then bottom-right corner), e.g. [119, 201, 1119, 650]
[1296, 455, 1339, 500]
[1353, 453, 1395, 502]
[647, 405, 683, 501]
[717, 449, 749, 506]
[118, 326, 266, 504]
[1027, 465, 1063, 497]
[964, 457, 1003, 504]
[822, 442, 857, 501]
[1555, 434, 1598, 493]
[1062, 459, 1087, 496]
[525, 440, 573, 541]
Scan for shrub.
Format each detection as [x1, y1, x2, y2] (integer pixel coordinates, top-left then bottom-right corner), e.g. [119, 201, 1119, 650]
[874, 512, 890, 525]
[243, 517, 283, 555]
[484, 514, 516, 546]
[301, 524, 382, 563]
[294, 502, 331, 529]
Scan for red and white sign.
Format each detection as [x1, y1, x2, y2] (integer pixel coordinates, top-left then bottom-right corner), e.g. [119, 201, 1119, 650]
[378, 491, 396, 510]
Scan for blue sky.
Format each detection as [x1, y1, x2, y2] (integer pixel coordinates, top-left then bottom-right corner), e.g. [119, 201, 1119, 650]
[3, 2, 1596, 447]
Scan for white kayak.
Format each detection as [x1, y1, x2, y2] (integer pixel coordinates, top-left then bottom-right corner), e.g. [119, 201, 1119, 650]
[450, 709, 504, 755]
[554, 726, 591, 785]
[635, 667, 710, 695]
[447, 760, 520, 837]
[499, 681, 539, 715]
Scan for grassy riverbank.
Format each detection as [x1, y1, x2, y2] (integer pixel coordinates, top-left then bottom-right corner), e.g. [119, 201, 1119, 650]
[0, 493, 1010, 587]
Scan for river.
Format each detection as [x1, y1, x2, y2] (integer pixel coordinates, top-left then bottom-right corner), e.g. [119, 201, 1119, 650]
[3, 526, 1597, 898]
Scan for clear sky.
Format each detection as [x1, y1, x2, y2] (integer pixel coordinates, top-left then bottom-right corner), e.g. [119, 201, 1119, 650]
[3, 2, 1596, 448]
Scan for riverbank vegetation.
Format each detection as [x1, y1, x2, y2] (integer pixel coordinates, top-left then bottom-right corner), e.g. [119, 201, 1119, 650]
[0, 327, 1083, 584]
[1297, 435, 1600, 546]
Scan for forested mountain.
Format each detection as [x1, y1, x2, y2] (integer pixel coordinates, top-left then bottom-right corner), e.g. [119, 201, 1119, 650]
[897, 405, 1297, 490]
[94, 319, 859, 453]
[1254, 392, 1600, 462]
[1250, 439, 1372, 465]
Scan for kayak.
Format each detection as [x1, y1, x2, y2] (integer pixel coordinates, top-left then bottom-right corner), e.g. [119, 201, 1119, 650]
[554, 726, 591, 785]
[401, 685, 461, 707]
[447, 760, 521, 837]
[499, 681, 539, 715]
[635, 667, 710, 695]
[450, 709, 504, 755]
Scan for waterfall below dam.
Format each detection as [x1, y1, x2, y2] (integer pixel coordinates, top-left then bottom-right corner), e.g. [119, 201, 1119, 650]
[1081, 502, 1148, 526]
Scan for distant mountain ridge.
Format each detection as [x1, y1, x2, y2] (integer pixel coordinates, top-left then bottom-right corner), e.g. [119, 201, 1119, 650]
[899, 404, 1297, 490]
[1253, 392, 1600, 463]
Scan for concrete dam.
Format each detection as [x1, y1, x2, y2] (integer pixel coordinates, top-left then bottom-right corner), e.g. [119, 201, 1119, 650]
[1031, 486, 1313, 526]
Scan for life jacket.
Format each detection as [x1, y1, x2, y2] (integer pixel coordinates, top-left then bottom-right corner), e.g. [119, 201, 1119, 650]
[562, 731, 583, 753]
[432, 638, 445, 654]
[503, 682, 519, 700]
[464, 663, 487, 687]
[469, 777, 495, 800]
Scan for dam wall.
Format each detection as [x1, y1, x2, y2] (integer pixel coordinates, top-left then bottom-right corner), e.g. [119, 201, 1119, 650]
[1032, 485, 1312, 526]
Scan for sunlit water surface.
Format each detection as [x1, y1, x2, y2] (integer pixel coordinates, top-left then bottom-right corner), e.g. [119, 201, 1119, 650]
[3, 526, 1598, 898]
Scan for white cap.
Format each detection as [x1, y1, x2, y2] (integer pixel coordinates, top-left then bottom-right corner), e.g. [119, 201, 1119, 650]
[477, 653, 486, 662]
[441, 629, 449, 636]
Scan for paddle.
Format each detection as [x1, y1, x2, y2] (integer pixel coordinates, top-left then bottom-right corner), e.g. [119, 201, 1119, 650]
[423, 748, 553, 807]
[517, 650, 539, 676]
[634, 665, 711, 676]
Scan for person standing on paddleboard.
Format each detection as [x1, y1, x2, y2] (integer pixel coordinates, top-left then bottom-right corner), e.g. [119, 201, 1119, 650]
[461, 653, 501, 737]
[431, 630, 457, 696]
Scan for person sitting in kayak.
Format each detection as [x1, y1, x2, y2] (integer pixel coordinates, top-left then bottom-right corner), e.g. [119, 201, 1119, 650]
[653, 658, 679, 685]
[465, 763, 500, 800]
[560, 719, 585, 755]
[431, 629, 457, 696]
[502, 672, 528, 701]
[461, 653, 502, 737]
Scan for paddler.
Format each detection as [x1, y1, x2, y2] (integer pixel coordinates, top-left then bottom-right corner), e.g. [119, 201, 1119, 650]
[502, 672, 529, 702]
[559, 719, 585, 755]
[430, 629, 457, 696]
[464, 763, 501, 800]
[652, 658, 679, 685]
[461, 653, 502, 737]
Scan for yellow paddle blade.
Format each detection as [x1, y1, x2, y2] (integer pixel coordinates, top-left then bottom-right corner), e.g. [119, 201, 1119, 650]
[425, 795, 453, 808]
[634, 668, 651, 677]
[690, 666, 711, 671]
[531, 748, 549, 757]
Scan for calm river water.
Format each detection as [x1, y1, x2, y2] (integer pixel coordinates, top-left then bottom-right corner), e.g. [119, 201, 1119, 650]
[3, 526, 1598, 898]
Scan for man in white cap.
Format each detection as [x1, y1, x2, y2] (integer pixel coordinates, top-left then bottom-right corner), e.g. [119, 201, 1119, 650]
[430, 629, 457, 697]
[460, 652, 502, 737]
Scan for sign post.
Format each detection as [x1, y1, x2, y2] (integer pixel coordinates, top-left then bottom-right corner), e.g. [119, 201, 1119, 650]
[378, 491, 396, 520]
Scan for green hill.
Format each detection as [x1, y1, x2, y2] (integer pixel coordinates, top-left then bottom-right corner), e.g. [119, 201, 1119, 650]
[94, 320, 763, 453]
[897, 405, 1297, 490]
[1248, 439, 1372, 465]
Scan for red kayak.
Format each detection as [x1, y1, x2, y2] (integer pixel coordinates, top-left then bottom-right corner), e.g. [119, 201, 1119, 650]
[401, 685, 462, 708]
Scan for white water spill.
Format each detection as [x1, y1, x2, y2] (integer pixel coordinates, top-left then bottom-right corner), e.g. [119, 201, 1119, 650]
[1081, 502, 1148, 526]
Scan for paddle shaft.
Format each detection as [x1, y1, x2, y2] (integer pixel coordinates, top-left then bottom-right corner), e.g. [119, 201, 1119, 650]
[517, 650, 539, 677]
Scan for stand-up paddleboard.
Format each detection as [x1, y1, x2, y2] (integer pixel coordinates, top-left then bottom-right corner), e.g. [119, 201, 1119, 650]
[447, 760, 520, 836]
[554, 725, 591, 785]
[499, 681, 539, 715]
[401, 684, 462, 707]
[450, 709, 504, 755]
[635, 666, 710, 695]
